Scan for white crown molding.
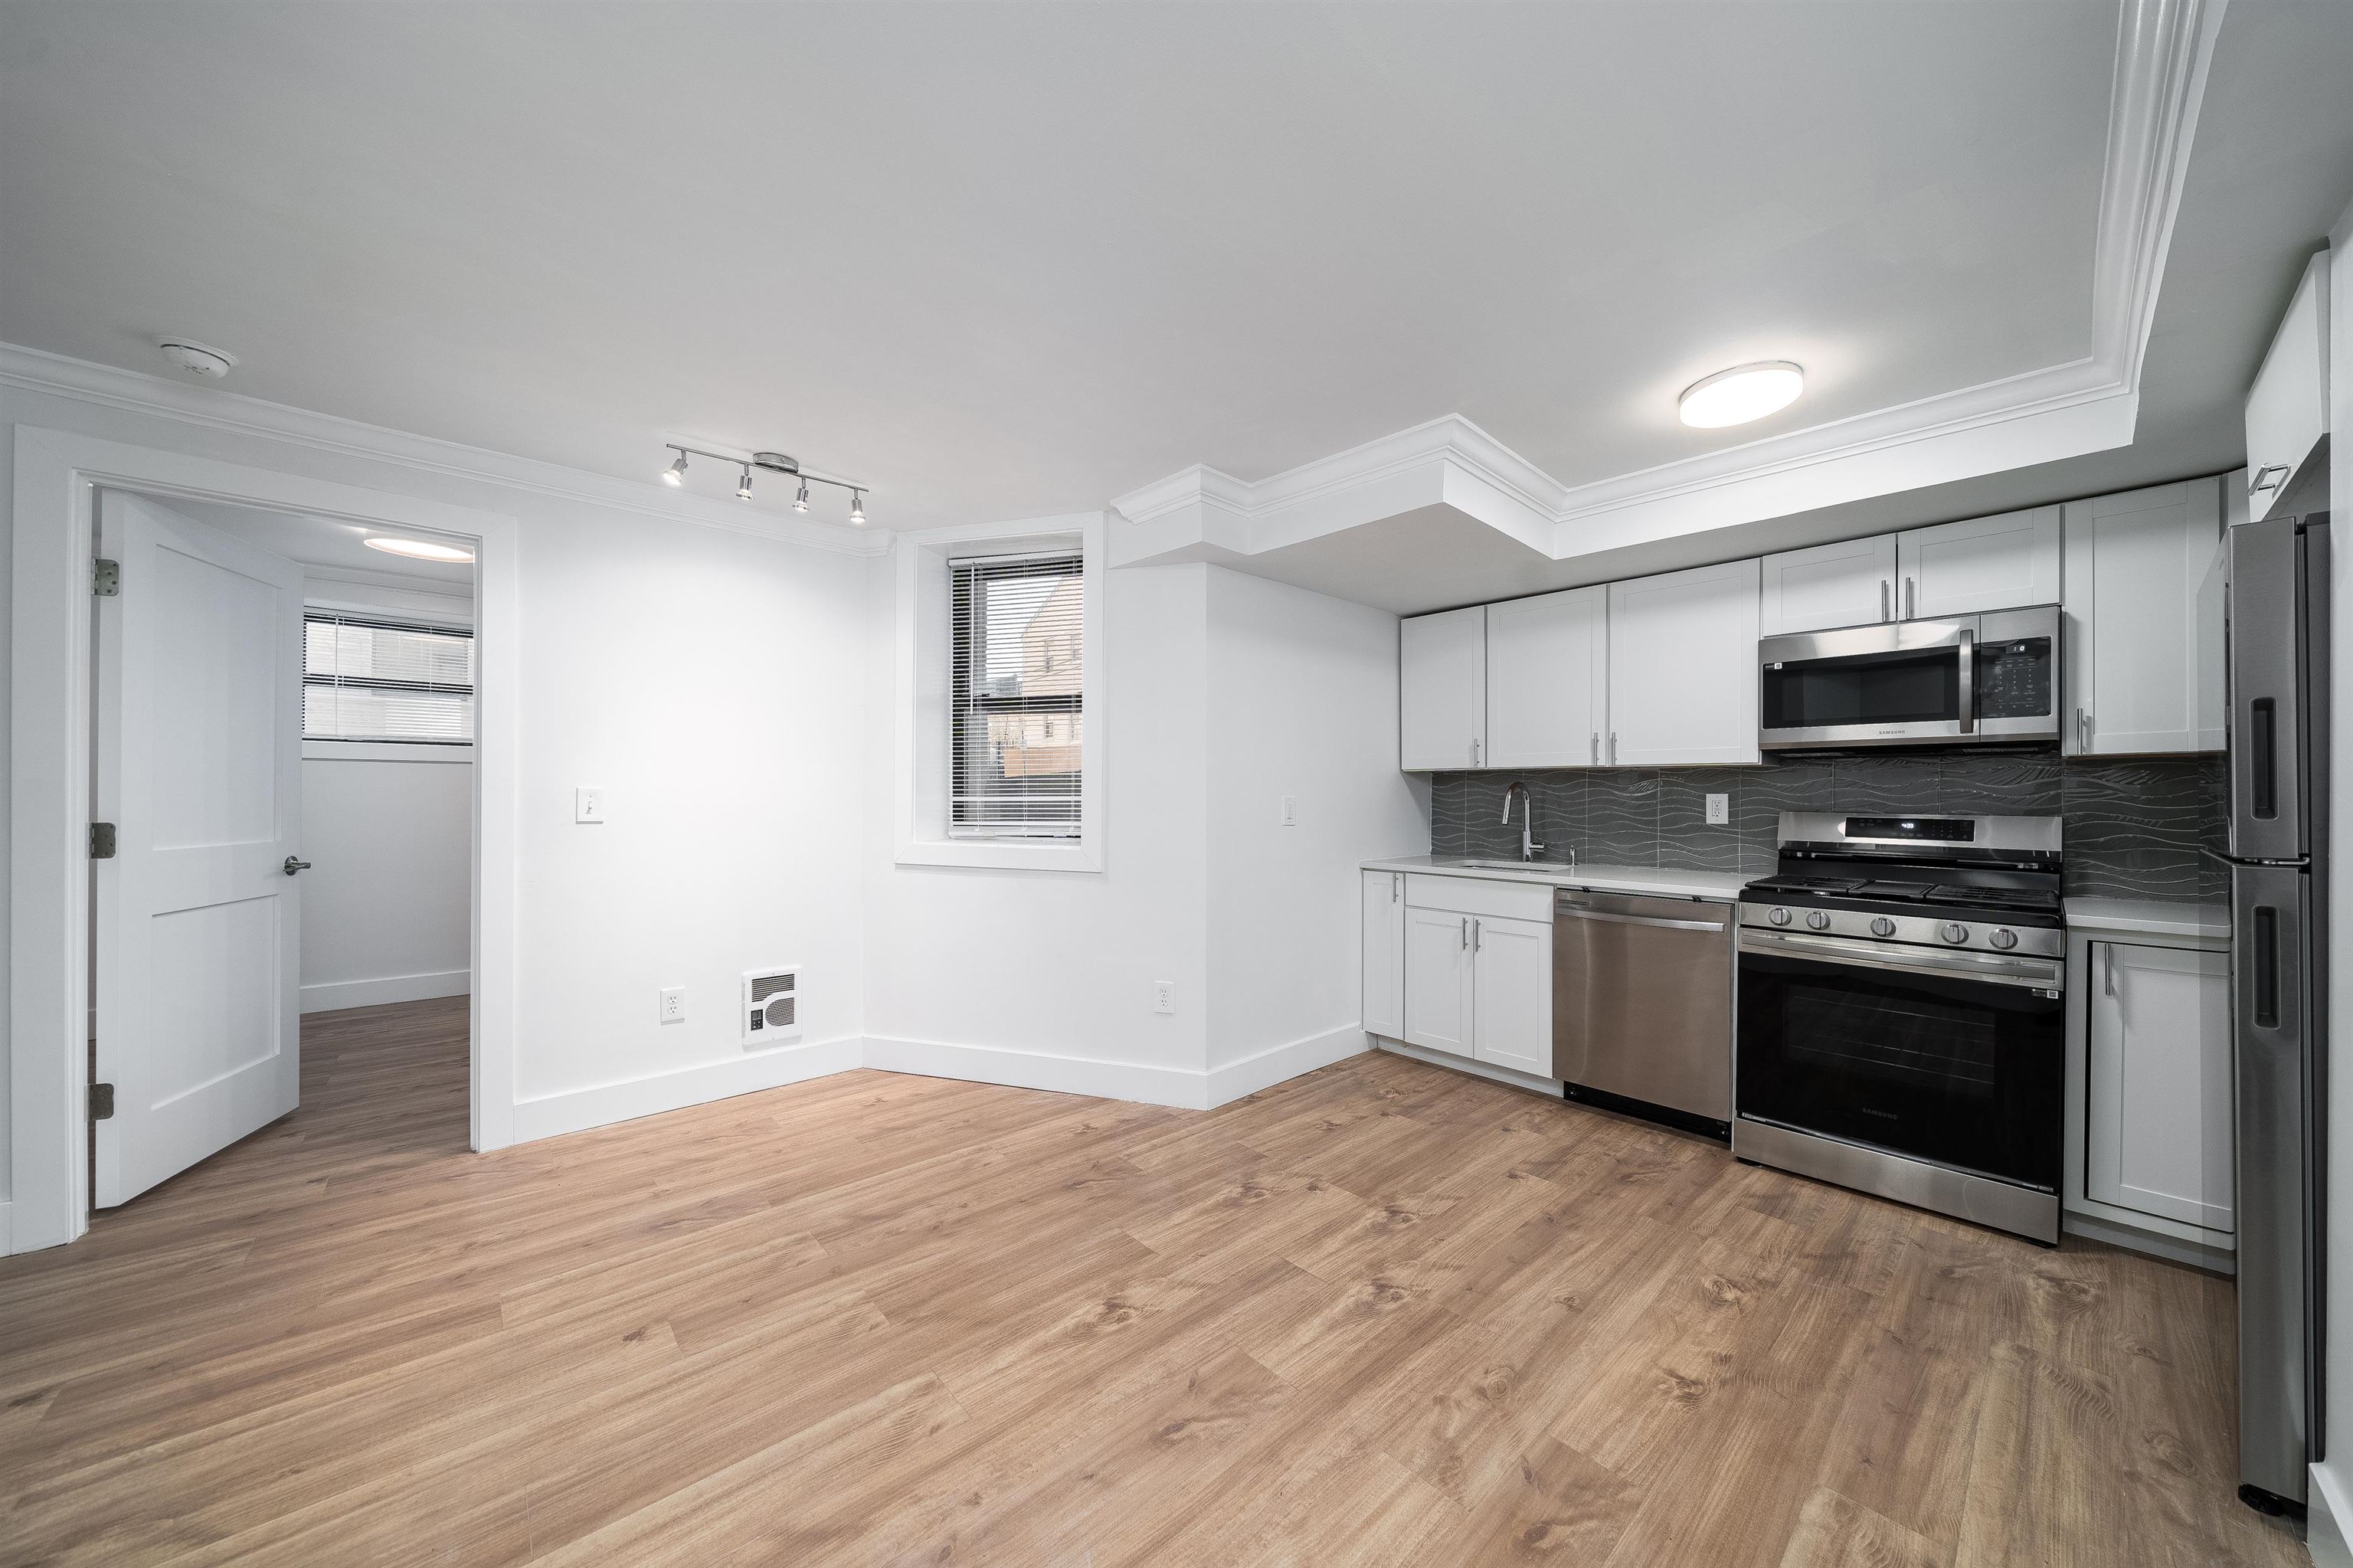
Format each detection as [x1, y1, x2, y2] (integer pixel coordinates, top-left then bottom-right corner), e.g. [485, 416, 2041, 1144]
[1111, 0, 2220, 570]
[0, 343, 890, 557]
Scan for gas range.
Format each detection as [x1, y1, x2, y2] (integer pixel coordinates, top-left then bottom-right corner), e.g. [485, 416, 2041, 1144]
[1736, 813, 2064, 958]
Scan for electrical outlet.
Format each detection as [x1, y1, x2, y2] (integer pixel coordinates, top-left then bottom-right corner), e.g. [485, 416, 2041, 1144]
[576, 787, 607, 824]
[658, 986, 686, 1023]
[1705, 793, 1730, 826]
[1280, 795, 1297, 827]
[1153, 980, 1176, 1015]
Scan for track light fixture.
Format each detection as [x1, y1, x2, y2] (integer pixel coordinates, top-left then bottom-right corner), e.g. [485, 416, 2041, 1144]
[656, 443, 870, 524]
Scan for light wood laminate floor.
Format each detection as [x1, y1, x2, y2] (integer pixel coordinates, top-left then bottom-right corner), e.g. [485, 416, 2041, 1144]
[0, 997, 2307, 1566]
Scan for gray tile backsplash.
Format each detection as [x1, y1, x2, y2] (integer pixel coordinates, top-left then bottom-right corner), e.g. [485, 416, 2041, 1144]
[1431, 752, 2226, 901]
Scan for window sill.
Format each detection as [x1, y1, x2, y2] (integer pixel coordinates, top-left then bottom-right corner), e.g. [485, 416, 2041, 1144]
[895, 836, 1101, 873]
[302, 739, 476, 764]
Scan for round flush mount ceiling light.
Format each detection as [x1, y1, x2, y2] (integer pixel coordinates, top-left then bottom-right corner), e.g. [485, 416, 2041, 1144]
[363, 536, 475, 564]
[1677, 361, 1804, 428]
[155, 337, 238, 379]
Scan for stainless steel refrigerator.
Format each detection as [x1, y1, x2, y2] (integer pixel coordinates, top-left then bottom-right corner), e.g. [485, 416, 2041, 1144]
[2225, 510, 2330, 1516]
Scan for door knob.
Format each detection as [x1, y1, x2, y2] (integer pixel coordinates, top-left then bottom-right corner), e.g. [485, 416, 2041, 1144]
[283, 856, 312, 876]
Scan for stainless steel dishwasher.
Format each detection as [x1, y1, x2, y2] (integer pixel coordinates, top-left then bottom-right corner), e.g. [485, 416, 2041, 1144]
[1553, 890, 1734, 1139]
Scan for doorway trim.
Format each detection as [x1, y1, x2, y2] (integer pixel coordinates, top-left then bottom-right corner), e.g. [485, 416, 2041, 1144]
[9, 424, 520, 1252]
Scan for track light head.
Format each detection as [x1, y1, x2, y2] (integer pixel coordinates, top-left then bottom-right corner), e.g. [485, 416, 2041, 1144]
[662, 451, 688, 487]
[849, 490, 866, 526]
[736, 466, 754, 501]
[794, 480, 810, 513]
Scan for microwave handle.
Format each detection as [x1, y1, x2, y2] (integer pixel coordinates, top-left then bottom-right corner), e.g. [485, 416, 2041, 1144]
[1955, 627, 1975, 733]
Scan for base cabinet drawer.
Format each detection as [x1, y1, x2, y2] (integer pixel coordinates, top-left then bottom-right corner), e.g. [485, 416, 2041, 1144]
[2085, 941, 2233, 1232]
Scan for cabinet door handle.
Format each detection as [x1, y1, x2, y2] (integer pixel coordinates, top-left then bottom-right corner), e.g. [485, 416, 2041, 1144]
[1608, 732, 1618, 765]
[2250, 463, 2291, 496]
[2103, 944, 2116, 997]
[1590, 732, 1599, 765]
[1880, 578, 1890, 623]
[1904, 577, 1916, 619]
[1472, 918, 1482, 953]
[1460, 916, 1468, 950]
[1471, 737, 1481, 767]
[2076, 709, 2092, 751]
[1392, 873, 1401, 903]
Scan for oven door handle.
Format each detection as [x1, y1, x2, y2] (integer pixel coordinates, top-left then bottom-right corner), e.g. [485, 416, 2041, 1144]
[1738, 928, 2063, 989]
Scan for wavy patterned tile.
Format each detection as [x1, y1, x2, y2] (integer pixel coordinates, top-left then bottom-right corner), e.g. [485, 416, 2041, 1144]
[1585, 769, 1660, 866]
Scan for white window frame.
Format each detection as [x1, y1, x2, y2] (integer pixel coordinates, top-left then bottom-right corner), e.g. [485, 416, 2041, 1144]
[892, 512, 1104, 872]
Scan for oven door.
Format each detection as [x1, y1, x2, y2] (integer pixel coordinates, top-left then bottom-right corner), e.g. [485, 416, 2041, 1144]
[1736, 928, 2064, 1190]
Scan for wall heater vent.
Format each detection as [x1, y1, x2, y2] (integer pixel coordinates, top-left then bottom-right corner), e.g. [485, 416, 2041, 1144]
[741, 965, 803, 1046]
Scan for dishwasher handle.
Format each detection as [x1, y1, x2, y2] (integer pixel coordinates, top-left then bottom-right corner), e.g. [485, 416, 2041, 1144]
[1555, 900, 1726, 934]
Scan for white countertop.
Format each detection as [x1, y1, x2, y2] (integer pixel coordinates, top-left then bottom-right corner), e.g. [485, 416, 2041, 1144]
[2064, 897, 2232, 941]
[1363, 855, 1748, 902]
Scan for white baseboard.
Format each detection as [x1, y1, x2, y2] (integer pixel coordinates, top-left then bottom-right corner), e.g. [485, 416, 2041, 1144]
[510, 1036, 864, 1143]
[2061, 1210, 2236, 1275]
[1204, 1025, 1367, 1108]
[861, 1034, 1210, 1109]
[301, 969, 471, 1013]
[0, 1200, 12, 1256]
[1373, 1035, 1565, 1098]
[2313, 1462, 2353, 1568]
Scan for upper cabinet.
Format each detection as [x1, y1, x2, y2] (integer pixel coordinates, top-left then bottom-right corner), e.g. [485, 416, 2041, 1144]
[1758, 535, 1896, 636]
[1608, 558, 1762, 767]
[1399, 605, 1486, 770]
[2245, 250, 2331, 523]
[1486, 587, 1608, 769]
[1759, 507, 2062, 637]
[1897, 506, 2063, 620]
[2063, 478, 2227, 755]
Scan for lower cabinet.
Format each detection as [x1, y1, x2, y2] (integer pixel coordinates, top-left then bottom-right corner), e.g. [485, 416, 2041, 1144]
[1360, 870, 1405, 1040]
[2083, 941, 2234, 1234]
[1377, 874, 1554, 1076]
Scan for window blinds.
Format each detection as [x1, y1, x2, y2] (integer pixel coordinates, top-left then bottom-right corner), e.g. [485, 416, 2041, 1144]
[949, 552, 1083, 837]
[302, 612, 476, 744]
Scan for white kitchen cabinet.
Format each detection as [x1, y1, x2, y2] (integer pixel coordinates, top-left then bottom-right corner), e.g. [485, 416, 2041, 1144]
[2062, 477, 2226, 755]
[1402, 904, 1473, 1057]
[1758, 534, 1897, 635]
[1896, 506, 2063, 620]
[1486, 587, 1608, 768]
[1361, 869, 1405, 1041]
[2244, 250, 2330, 523]
[1400, 606, 1487, 771]
[1606, 558, 1762, 767]
[1470, 913, 1552, 1075]
[2085, 942, 2234, 1232]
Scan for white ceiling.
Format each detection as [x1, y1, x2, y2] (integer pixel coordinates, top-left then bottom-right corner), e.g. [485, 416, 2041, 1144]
[5, 2, 2348, 601]
[155, 496, 475, 590]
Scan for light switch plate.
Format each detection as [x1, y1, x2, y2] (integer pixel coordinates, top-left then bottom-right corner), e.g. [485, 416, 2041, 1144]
[1705, 793, 1730, 826]
[1281, 795, 1297, 827]
[576, 787, 607, 823]
[658, 986, 686, 1023]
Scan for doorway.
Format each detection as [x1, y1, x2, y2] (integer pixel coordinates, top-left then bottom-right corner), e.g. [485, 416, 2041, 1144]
[87, 490, 480, 1212]
[8, 425, 519, 1254]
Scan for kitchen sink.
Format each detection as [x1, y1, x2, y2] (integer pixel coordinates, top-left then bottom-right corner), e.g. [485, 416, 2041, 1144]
[1455, 859, 1572, 872]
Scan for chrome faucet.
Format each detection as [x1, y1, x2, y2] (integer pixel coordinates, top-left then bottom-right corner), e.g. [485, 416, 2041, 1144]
[1500, 781, 1547, 863]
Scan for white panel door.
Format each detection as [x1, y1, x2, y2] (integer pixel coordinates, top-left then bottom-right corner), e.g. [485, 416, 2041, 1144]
[1471, 914, 1551, 1076]
[1361, 870, 1406, 1041]
[1402, 905, 1472, 1057]
[95, 492, 306, 1207]
[2062, 479, 2226, 755]
[1758, 534, 1896, 635]
[1486, 587, 1607, 768]
[2086, 942, 2234, 1232]
[1399, 606, 1487, 771]
[1896, 506, 2062, 619]
[1606, 558, 1762, 766]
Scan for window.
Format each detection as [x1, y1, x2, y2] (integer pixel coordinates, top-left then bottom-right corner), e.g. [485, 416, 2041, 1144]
[949, 552, 1083, 838]
[302, 612, 475, 744]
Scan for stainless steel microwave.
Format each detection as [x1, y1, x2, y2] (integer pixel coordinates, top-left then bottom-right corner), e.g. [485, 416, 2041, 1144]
[1758, 605, 2060, 751]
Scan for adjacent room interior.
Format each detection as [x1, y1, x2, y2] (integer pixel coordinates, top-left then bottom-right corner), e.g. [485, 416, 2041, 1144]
[3, 2, 2353, 1563]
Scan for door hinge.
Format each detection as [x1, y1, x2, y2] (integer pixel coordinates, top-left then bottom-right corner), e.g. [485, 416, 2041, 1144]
[90, 1082, 116, 1121]
[93, 558, 119, 597]
[90, 822, 117, 859]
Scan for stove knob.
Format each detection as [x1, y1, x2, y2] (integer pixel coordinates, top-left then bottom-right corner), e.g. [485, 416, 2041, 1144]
[1870, 917, 1896, 938]
[1939, 921, 1971, 944]
[1989, 928, 2018, 951]
[1805, 910, 1832, 931]
[1766, 907, 1793, 927]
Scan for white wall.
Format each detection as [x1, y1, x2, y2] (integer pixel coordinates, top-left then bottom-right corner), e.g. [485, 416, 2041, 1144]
[1205, 569, 1428, 1079]
[2315, 206, 2353, 1564]
[2, 368, 875, 1226]
[299, 748, 473, 1012]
